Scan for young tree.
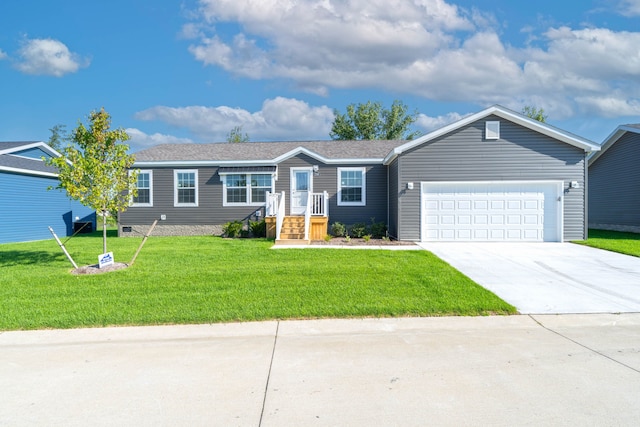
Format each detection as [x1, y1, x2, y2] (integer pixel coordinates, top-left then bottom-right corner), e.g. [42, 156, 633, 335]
[227, 125, 250, 143]
[522, 106, 547, 123]
[48, 108, 138, 254]
[330, 100, 421, 140]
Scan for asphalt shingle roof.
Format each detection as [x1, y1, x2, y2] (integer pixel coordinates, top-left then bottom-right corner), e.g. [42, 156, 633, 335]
[134, 140, 406, 163]
[0, 154, 57, 174]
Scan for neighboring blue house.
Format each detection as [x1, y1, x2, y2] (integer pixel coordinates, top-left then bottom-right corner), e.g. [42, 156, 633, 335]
[0, 141, 95, 244]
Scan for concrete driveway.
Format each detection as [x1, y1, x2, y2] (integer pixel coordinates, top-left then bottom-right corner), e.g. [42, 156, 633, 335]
[419, 242, 640, 314]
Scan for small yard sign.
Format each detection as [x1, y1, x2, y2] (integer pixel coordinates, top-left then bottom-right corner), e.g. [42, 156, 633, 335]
[98, 252, 115, 269]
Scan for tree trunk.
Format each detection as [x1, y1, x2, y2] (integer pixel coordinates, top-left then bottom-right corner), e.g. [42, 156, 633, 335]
[102, 209, 107, 254]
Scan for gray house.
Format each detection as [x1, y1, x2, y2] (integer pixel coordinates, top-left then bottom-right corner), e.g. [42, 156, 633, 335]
[121, 105, 599, 242]
[588, 124, 640, 233]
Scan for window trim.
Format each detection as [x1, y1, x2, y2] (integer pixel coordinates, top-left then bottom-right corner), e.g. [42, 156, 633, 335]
[220, 172, 275, 207]
[131, 170, 153, 207]
[337, 167, 366, 206]
[174, 169, 199, 207]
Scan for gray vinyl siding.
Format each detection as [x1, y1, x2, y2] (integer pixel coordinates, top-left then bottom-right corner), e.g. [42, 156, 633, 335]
[121, 154, 388, 232]
[121, 166, 262, 228]
[589, 131, 640, 229]
[277, 154, 388, 226]
[396, 115, 587, 241]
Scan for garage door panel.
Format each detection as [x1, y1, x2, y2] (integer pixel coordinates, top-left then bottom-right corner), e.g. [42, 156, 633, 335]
[474, 215, 488, 225]
[474, 200, 488, 210]
[457, 229, 471, 239]
[422, 182, 561, 242]
[474, 229, 489, 239]
[458, 215, 471, 225]
[507, 215, 521, 225]
[457, 200, 471, 210]
[491, 215, 505, 224]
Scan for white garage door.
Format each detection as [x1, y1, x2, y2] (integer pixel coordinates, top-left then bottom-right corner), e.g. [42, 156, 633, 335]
[421, 181, 563, 242]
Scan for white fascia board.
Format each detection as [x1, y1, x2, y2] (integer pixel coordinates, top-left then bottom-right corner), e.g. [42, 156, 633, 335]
[0, 165, 58, 178]
[272, 146, 384, 164]
[0, 141, 59, 157]
[383, 105, 599, 165]
[588, 125, 640, 165]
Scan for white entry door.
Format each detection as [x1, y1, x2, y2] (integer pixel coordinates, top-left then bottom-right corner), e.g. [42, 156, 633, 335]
[421, 181, 563, 242]
[291, 168, 313, 215]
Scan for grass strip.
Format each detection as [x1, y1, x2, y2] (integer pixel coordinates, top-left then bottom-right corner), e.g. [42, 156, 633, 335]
[0, 233, 516, 330]
[573, 229, 640, 257]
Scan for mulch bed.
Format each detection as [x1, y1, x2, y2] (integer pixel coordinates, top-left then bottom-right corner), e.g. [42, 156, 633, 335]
[71, 262, 129, 275]
[311, 238, 416, 246]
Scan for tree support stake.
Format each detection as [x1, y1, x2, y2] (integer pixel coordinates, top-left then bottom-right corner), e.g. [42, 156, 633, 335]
[129, 219, 159, 265]
[48, 226, 78, 269]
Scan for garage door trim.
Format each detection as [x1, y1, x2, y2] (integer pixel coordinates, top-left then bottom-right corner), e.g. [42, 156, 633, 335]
[420, 180, 564, 242]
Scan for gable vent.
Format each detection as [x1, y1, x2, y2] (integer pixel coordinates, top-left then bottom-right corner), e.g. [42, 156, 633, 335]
[485, 121, 500, 140]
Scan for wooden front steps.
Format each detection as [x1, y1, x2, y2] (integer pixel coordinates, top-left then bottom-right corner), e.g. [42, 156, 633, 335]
[280, 216, 305, 239]
[266, 216, 329, 242]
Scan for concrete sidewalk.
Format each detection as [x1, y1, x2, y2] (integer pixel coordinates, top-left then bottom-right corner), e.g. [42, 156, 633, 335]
[1, 315, 640, 426]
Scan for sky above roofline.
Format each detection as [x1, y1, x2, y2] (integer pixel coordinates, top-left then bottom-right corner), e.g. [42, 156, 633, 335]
[1, 0, 639, 152]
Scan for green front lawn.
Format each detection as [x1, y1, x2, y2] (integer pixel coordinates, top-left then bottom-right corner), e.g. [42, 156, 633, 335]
[574, 229, 640, 257]
[0, 233, 515, 330]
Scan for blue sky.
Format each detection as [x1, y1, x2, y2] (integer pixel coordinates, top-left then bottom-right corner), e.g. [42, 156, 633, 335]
[1, 0, 639, 151]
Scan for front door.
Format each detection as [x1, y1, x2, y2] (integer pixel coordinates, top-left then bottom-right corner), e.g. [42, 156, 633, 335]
[291, 168, 313, 215]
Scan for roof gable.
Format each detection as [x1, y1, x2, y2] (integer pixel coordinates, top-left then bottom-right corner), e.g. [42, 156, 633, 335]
[588, 124, 640, 166]
[0, 141, 60, 177]
[384, 105, 600, 165]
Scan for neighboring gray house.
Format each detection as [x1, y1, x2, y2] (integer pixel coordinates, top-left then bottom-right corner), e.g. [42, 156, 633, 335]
[121, 105, 600, 242]
[588, 124, 640, 233]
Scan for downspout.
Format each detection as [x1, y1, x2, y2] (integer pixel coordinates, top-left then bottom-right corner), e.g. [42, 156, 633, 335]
[584, 152, 589, 240]
[386, 163, 389, 236]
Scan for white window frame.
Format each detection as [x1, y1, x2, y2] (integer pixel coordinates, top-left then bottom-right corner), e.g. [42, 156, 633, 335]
[221, 173, 275, 207]
[485, 121, 500, 140]
[337, 167, 366, 206]
[174, 169, 199, 207]
[131, 170, 153, 207]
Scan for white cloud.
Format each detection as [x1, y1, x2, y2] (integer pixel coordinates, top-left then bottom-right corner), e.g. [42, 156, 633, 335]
[15, 38, 88, 77]
[186, 0, 475, 90]
[126, 128, 195, 149]
[183, 0, 640, 120]
[134, 97, 335, 141]
[616, 0, 640, 16]
[574, 96, 640, 117]
[0, 49, 7, 60]
[416, 112, 468, 132]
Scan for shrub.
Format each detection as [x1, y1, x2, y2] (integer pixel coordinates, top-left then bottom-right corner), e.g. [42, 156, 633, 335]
[369, 219, 387, 239]
[222, 220, 243, 238]
[350, 222, 368, 238]
[363, 234, 371, 242]
[249, 220, 266, 237]
[331, 222, 346, 237]
[324, 234, 332, 242]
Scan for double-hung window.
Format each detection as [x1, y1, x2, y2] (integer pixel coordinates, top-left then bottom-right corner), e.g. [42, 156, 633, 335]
[337, 167, 366, 206]
[222, 173, 274, 206]
[132, 170, 153, 206]
[174, 170, 198, 207]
